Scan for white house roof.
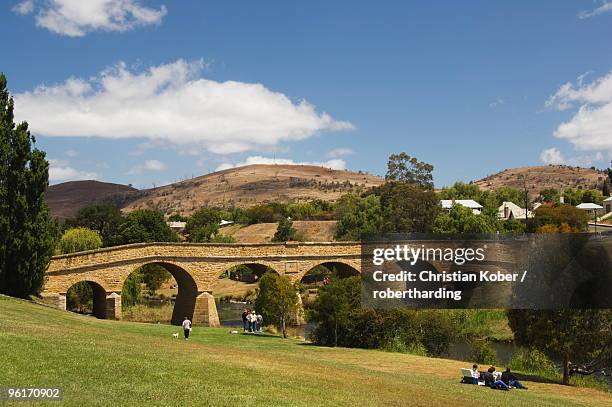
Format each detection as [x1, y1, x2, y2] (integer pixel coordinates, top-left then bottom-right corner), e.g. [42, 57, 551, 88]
[219, 220, 234, 226]
[167, 221, 186, 228]
[604, 196, 612, 202]
[440, 199, 483, 209]
[576, 203, 604, 210]
[497, 201, 534, 219]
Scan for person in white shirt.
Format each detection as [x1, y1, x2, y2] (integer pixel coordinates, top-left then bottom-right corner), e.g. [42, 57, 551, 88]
[182, 317, 192, 340]
[470, 364, 480, 384]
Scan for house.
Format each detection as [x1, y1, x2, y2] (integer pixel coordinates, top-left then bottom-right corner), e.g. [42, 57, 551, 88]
[440, 199, 483, 215]
[497, 201, 536, 220]
[220, 219, 234, 227]
[167, 221, 186, 232]
[576, 202, 604, 215]
[604, 196, 612, 214]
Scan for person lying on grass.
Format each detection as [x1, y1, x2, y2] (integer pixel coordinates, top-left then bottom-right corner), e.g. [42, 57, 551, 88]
[484, 366, 509, 391]
[501, 368, 527, 390]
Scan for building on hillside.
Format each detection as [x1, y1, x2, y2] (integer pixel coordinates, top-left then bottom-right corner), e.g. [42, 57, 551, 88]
[604, 196, 612, 214]
[220, 219, 234, 227]
[497, 201, 537, 220]
[167, 221, 186, 232]
[440, 199, 483, 215]
[576, 202, 604, 215]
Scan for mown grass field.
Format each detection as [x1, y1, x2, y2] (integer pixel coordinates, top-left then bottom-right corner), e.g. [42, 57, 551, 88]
[0, 295, 609, 407]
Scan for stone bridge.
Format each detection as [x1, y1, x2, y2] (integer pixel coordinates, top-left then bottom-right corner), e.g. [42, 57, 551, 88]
[41, 242, 362, 327]
[41, 239, 525, 326]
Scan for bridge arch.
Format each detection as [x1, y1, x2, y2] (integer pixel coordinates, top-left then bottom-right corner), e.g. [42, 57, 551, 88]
[217, 261, 281, 279]
[123, 261, 200, 326]
[65, 280, 109, 319]
[299, 260, 360, 284]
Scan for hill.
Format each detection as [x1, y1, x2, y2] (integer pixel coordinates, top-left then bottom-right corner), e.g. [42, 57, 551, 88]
[473, 165, 607, 196]
[219, 220, 337, 243]
[46, 180, 138, 219]
[123, 164, 383, 215]
[1, 295, 609, 406]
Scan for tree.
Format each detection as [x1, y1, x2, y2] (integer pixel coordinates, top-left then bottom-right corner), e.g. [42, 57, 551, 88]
[139, 264, 171, 293]
[167, 213, 187, 222]
[438, 182, 481, 201]
[65, 203, 123, 247]
[385, 152, 434, 189]
[603, 180, 610, 198]
[335, 195, 383, 240]
[57, 227, 103, 313]
[376, 182, 440, 233]
[310, 276, 361, 346]
[533, 205, 588, 232]
[245, 204, 277, 224]
[562, 188, 584, 206]
[185, 207, 220, 242]
[272, 217, 298, 242]
[122, 270, 143, 307]
[57, 227, 103, 255]
[433, 204, 497, 233]
[254, 273, 299, 338]
[539, 188, 560, 203]
[580, 189, 603, 205]
[0, 73, 56, 298]
[507, 310, 612, 384]
[113, 209, 178, 244]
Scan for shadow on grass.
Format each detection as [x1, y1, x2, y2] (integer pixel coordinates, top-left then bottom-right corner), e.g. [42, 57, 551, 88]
[513, 372, 561, 385]
[239, 332, 285, 340]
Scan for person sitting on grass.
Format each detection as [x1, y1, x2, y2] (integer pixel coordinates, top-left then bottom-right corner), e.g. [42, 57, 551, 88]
[501, 368, 527, 390]
[485, 367, 509, 391]
[467, 364, 480, 384]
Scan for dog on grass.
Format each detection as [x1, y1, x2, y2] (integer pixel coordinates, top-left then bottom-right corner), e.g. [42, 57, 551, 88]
[172, 332, 179, 339]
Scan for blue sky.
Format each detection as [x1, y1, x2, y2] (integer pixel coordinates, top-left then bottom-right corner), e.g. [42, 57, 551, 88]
[2, 1, 612, 188]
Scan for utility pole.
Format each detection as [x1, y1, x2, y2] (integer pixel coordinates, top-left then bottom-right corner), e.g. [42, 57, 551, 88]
[519, 174, 529, 222]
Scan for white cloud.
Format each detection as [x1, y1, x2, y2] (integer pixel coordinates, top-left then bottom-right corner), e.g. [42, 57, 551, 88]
[14, 59, 353, 154]
[128, 159, 167, 174]
[539, 147, 603, 167]
[489, 97, 504, 108]
[578, 1, 612, 19]
[13, 0, 34, 15]
[12, 0, 167, 37]
[48, 158, 97, 182]
[215, 156, 347, 172]
[540, 147, 564, 164]
[64, 149, 78, 157]
[327, 147, 354, 158]
[545, 71, 612, 154]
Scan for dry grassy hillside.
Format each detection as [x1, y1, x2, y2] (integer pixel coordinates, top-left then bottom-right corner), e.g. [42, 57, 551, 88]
[219, 220, 337, 243]
[46, 180, 138, 218]
[474, 165, 607, 197]
[123, 164, 383, 215]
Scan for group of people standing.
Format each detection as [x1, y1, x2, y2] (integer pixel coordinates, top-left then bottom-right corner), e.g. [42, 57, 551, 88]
[242, 309, 263, 333]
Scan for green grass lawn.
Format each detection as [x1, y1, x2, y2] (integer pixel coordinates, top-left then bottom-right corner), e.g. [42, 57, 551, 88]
[0, 295, 609, 407]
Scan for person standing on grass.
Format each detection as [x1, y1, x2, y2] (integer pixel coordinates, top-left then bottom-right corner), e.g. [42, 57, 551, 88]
[242, 309, 249, 332]
[246, 310, 254, 332]
[251, 310, 258, 332]
[256, 313, 263, 332]
[182, 317, 192, 340]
